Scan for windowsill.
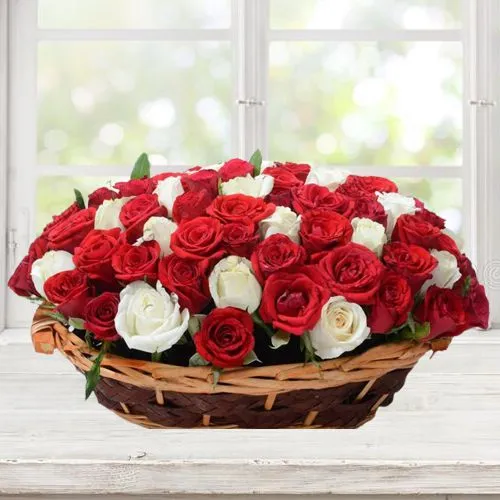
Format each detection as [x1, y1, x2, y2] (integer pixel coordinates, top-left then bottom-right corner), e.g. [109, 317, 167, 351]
[1, 328, 500, 495]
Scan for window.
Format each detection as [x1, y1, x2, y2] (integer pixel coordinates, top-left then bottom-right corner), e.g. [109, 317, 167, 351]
[2, 0, 499, 327]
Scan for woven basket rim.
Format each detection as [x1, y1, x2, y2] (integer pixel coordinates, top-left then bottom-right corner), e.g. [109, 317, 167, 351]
[31, 307, 451, 396]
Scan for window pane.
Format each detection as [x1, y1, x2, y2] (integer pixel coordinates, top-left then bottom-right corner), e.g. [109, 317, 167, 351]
[270, 0, 460, 29]
[39, 0, 231, 29]
[268, 42, 462, 166]
[38, 42, 232, 166]
[396, 177, 462, 233]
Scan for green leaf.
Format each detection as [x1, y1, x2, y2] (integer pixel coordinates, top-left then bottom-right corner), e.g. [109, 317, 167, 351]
[130, 152, 151, 180]
[189, 352, 210, 367]
[151, 351, 162, 363]
[85, 342, 110, 400]
[249, 149, 263, 176]
[69, 317, 85, 330]
[74, 188, 86, 209]
[462, 275, 472, 297]
[400, 322, 431, 341]
[45, 311, 68, 325]
[251, 312, 275, 338]
[211, 367, 222, 388]
[84, 330, 93, 350]
[300, 332, 320, 366]
[407, 313, 416, 334]
[270, 331, 291, 350]
[243, 350, 261, 365]
[188, 315, 206, 338]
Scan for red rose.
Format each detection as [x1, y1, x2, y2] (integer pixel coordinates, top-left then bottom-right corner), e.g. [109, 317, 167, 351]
[352, 197, 387, 226]
[319, 242, 384, 304]
[8, 236, 48, 297]
[158, 254, 211, 313]
[218, 158, 253, 182]
[111, 240, 160, 283]
[263, 166, 304, 208]
[194, 307, 255, 368]
[181, 169, 219, 199]
[274, 161, 311, 182]
[464, 279, 489, 330]
[369, 271, 413, 334]
[414, 199, 446, 229]
[207, 194, 276, 224]
[251, 234, 307, 284]
[114, 178, 154, 196]
[221, 221, 260, 258]
[172, 189, 212, 224]
[43, 269, 90, 318]
[119, 194, 167, 242]
[414, 285, 467, 340]
[260, 267, 330, 335]
[382, 242, 438, 292]
[151, 172, 183, 184]
[41, 203, 80, 237]
[299, 208, 353, 256]
[73, 228, 121, 282]
[292, 184, 355, 217]
[337, 175, 398, 198]
[170, 216, 225, 261]
[83, 292, 120, 341]
[88, 187, 118, 209]
[392, 214, 442, 249]
[433, 232, 461, 258]
[47, 207, 96, 253]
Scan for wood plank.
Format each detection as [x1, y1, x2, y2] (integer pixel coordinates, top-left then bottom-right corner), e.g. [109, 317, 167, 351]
[1, 460, 500, 495]
[1, 411, 500, 462]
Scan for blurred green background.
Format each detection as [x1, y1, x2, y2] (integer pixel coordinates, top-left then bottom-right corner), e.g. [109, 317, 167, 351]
[36, 0, 463, 233]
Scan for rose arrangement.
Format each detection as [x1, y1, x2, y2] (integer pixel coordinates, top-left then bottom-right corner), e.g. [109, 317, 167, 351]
[9, 152, 490, 398]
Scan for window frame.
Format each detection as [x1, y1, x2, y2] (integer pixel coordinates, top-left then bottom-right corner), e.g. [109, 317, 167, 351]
[1, 0, 499, 329]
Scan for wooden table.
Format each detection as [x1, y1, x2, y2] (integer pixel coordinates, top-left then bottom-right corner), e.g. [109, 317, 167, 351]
[1, 328, 500, 498]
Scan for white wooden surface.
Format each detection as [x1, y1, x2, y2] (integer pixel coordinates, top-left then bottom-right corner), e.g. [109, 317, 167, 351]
[1, 328, 500, 496]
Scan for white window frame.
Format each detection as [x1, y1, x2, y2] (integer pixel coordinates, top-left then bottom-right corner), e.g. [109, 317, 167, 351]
[1, 0, 499, 329]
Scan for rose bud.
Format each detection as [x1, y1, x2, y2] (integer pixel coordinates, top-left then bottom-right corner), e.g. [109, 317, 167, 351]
[250, 233, 306, 284]
[218, 158, 253, 182]
[47, 207, 96, 253]
[310, 296, 370, 358]
[43, 269, 90, 318]
[319, 242, 384, 305]
[111, 240, 161, 284]
[194, 307, 255, 368]
[155, 176, 185, 215]
[83, 292, 120, 341]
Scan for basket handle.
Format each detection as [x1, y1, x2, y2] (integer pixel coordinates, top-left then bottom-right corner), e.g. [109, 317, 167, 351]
[31, 307, 57, 355]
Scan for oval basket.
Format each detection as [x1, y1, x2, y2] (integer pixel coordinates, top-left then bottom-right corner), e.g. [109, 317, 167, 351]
[31, 308, 451, 429]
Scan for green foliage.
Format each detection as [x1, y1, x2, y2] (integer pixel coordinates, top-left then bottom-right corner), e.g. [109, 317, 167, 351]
[249, 149, 263, 176]
[73, 188, 85, 209]
[189, 352, 210, 367]
[68, 317, 85, 330]
[300, 332, 320, 366]
[151, 351, 162, 363]
[85, 342, 110, 400]
[462, 275, 472, 297]
[130, 153, 151, 180]
[251, 312, 274, 338]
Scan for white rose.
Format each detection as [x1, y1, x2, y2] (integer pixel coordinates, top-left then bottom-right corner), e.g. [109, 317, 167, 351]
[259, 206, 301, 244]
[421, 249, 461, 293]
[208, 256, 262, 313]
[221, 174, 274, 198]
[305, 165, 350, 191]
[310, 296, 370, 360]
[114, 281, 189, 354]
[141, 216, 178, 256]
[442, 228, 464, 251]
[31, 250, 75, 297]
[377, 192, 417, 235]
[94, 197, 132, 230]
[197, 162, 223, 172]
[154, 176, 184, 214]
[351, 217, 387, 257]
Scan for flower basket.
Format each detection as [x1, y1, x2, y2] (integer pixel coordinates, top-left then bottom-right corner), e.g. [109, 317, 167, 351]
[11, 152, 489, 429]
[32, 307, 450, 429]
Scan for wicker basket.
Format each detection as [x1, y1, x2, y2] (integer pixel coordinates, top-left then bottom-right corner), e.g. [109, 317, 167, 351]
[31, 307, 451, 429]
